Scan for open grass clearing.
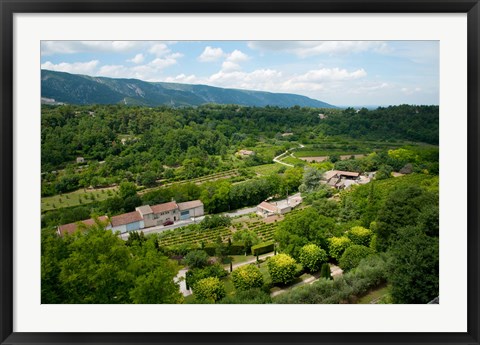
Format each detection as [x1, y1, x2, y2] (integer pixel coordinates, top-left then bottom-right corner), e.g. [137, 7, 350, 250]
[41, 186, 117, 212]
[248, 163, 289, 176]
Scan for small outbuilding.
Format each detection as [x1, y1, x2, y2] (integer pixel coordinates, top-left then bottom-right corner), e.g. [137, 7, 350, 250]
[178, 200, 204, 220]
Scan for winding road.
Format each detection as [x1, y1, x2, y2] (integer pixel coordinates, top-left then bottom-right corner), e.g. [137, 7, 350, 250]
[273, 143, 305, 167]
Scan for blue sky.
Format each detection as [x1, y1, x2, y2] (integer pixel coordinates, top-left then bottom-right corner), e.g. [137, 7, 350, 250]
[41, 41, 439, 107]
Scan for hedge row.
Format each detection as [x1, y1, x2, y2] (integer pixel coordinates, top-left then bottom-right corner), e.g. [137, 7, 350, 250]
[251, 240, 275, 256]
[199, 242, 246, 256]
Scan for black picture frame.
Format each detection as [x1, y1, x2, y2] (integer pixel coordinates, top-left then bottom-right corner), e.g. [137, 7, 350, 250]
[1, 1, 479, 344]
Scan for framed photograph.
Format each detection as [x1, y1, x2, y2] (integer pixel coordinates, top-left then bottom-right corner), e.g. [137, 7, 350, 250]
[1, 1, 479, 344]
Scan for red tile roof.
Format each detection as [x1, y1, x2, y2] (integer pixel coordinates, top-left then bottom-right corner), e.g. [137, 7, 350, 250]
[58, 216, 109, 236]
[177, 200, 203, 210]
[110, 211, 143, 227]
[151, 201, 178, 214]
[258, 201, 278, 213]
[136, 205, 153, 216]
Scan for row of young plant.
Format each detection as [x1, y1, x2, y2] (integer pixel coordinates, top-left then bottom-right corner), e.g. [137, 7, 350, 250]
[154, 218, 278, 254]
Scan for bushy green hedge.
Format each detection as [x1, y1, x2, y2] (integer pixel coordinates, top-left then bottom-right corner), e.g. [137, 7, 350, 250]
[251, 240, 275, 256]
[328, 236, 352, 260]
[185, 263, 227, 290]
[193, 277, 226, 302]
[347, 226, 374, 247]
[339, 245, 375, 271]
[273, 253, 389, 304]
[298, 243, 328, 273]
[232, 264, 264, 291]
[162, 243, 201, 257]
[267, 253, 297, 285]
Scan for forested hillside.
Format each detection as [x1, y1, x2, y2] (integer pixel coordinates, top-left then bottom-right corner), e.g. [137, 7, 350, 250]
[41, 70, 335, 108]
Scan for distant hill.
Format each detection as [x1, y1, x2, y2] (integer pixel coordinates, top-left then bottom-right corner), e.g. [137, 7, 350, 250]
[41, 70, 335, 108]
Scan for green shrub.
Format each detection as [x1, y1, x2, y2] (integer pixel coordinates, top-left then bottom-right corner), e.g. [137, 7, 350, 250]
[200, 215, 231, 230]
[251, 240, 275, 256]
[320, 263, 332, 280]
[229, 241, 246, 255]
[267, 253, 297, 285]
[339, 245, 375, 271]
[184, 250, 209, 269]
[298, 243, 328, 273]
[185, 264, 227, 290]
[219, 288, 272, 304]
[193, 277, 226, 303]
[274, 254, 389, 304]
[231, 264, 264, 291]
[328, 236, 352, 260]
[347, 226, 373, 247]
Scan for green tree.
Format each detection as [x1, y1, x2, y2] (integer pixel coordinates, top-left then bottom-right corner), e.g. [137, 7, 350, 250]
[298, 166, 324, 193]
[328, 236, 352, 261]
[129, 244, 184, 304]
[267, 253, 297, 285]
[184, 250, 209, 269]
[339, 245, 375, 271]
[275, 208, 335, 259]
[346, 226, 373, 247]
[41, 228, 70, 303]
[193, 277, 226, 303]
[388, 227, 439, 303]
[375, 164, 393, 180]
[58, 225, 134, 303]
[185, 264, 227, 290]
[298, 244, 328, 273]
[136, 171, 157, 187]
[233, 229, 260, 254]
[118, 181, 138, 200]
[319, 263, 332, 280]
[231, 264, 264, 291]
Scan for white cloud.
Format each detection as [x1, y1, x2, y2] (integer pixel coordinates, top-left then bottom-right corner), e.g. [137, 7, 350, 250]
[41, 41, 146, 56]
[149, 43, 170, 57]
[294, 68, 367, 82]
[164, 74, 199, 84]
[248, 41, 389, 57]
[226, 49, 249, 63]
[401, 86, 422, 95]
[221, 61, 241, 72]
[198, 46, 225, 62]
[41, 60, 99, 75]
[128, 53, 145, 64]
[98, 54, 182, 81]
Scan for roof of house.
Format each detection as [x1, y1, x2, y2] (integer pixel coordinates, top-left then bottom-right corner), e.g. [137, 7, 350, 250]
[257, 201, 278, 213]
[58, 215, 109, 236]
[327, 177, 340, 186]
[136, 205, 153, 216]
[110, 211, 143, 227]
[151, 201, 178, 214]
[324, 170, 339, 180]
[238, 149, 254, 155]
[336, 170, 360, 177]
[177, 200, 203, 210]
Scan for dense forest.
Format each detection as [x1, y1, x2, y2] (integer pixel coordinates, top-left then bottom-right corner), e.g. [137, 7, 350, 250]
[41, 104, 438, 196]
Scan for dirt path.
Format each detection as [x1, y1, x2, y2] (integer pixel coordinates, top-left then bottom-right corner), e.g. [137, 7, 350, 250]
[227, 252, 276, 271]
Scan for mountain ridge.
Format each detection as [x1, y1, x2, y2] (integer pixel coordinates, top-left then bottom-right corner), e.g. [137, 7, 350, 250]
[41, 69, 336, 108]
